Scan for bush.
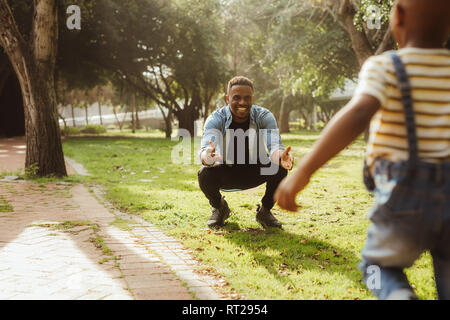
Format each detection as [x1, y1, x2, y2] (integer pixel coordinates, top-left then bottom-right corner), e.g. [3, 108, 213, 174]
[60, 126, 81, 136]
[80, 125, 107, 134]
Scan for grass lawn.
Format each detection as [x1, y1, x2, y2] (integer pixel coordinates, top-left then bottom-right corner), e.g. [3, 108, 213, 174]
[61, 129, 437, 300]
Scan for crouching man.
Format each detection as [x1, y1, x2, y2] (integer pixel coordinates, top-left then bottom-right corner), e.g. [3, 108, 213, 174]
[198, 76, 294, 228]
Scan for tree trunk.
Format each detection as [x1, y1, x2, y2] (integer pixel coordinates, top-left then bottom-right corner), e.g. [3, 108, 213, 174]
[71, 104, 76, 127]
[57, 104, 67, 129]
[175, 107, 196, 137]
[203, 104, 209, 124]
[165, 111, 173, 138]
[313, 104, 318, 131]
[130, 92, 136, 133]
[299, 109, 307, 130]
[0, 0, 67, 177]
[336, 0, 374, 67]
[158, 105, 172, 138]
[135, 107, 140, 129]
[84, 104, 89, 125]
[113, 106, 126, 131]
[98, 102, 103, 125]
[279, 95, 290, 133]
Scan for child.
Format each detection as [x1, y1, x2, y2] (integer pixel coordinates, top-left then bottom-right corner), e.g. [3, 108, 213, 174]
[274, 0, 450, 300]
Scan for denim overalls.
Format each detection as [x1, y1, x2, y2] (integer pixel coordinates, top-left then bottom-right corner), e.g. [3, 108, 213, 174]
[359, 54, 450, 300]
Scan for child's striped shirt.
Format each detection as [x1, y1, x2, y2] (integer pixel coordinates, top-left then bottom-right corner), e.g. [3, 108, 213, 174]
[354, 47, 450, 165]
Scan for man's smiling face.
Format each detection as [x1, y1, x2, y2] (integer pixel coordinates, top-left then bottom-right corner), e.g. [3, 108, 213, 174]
[226, 85, 254, 123]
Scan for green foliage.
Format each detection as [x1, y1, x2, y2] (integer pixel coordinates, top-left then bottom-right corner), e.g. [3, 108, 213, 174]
[79, 0, 228, 132]
[220, 0, 359, 124]
[263, 4, 357, 98]
[0, 198, 13, 212]
[61, 126, 81, 136]
[80, 125, 107, 134]
[56, 0, 110, 90]
[24, 163, 39, 179]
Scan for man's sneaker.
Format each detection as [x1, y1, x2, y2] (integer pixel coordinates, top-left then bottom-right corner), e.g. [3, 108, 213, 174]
[256, 204, 282, 228]
[207, 197, 231, 227]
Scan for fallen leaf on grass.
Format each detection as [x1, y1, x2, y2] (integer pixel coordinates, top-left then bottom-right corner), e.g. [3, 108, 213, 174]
[218, 279, 230, 287]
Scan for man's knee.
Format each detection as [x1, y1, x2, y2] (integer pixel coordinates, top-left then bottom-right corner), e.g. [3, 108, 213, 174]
[198, 165, 220, 187]
[259, 164, 287, 179]
[198, 165, 210, 182]
[268, 165, 288, 183]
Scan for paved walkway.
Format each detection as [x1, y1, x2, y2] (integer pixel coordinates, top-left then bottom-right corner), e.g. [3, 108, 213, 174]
[0, 137, 227, 300]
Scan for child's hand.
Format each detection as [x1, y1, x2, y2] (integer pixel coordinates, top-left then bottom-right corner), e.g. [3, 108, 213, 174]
[274, 170, 311, 212]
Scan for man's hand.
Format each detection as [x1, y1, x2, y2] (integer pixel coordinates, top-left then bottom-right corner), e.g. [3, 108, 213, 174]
[280, 146, 294, 170]
[274, 169, 310, 212]
[272, 146, 294, 170]
[201, 141, 222, 166]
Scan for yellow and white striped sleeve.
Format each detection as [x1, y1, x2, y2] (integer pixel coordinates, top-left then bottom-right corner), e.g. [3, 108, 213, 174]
[354, 55, 389, 106]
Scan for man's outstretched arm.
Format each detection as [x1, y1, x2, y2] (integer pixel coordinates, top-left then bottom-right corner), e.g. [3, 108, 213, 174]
[274, 94, 381, 211]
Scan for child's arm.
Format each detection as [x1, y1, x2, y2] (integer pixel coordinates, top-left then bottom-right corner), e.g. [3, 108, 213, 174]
[274, 94, 381, 212]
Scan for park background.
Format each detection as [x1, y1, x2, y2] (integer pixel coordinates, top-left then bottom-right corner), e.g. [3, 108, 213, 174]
[1, 0, 448, 299]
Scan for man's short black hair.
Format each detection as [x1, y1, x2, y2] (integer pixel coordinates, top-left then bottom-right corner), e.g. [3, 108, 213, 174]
[227, 76, 254, 94]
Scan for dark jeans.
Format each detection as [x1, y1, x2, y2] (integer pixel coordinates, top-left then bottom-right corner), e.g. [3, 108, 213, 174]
[359, 159, 450, 299]
[198, 164, 288, 210]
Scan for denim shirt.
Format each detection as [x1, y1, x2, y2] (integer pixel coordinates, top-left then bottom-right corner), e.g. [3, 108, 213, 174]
[199, 105, 285, 165]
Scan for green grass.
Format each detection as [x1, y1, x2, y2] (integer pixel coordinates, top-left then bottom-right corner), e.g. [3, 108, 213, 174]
[109, 218, 135, 231]
[0, 198, 13, 212]
[33, 220, 100, 233]
[62, 130, 436, 300]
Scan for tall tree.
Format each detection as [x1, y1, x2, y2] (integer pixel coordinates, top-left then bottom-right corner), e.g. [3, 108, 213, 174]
[220, 0, 359, 132]
[84, 0, 227, 136]
[0, 0, 66, 176]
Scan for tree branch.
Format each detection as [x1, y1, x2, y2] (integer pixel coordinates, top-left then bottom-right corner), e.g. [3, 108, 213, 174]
[375, 28, 394, 55]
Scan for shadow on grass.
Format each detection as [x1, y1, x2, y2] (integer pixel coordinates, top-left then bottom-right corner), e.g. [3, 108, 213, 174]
[221, 222, 366, 291]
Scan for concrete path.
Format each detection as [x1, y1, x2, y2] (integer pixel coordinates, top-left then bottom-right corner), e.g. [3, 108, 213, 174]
[0, 136, 227, 300]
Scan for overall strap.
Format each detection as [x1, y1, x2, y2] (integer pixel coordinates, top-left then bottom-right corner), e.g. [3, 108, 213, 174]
[390, 53, 419, 162]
